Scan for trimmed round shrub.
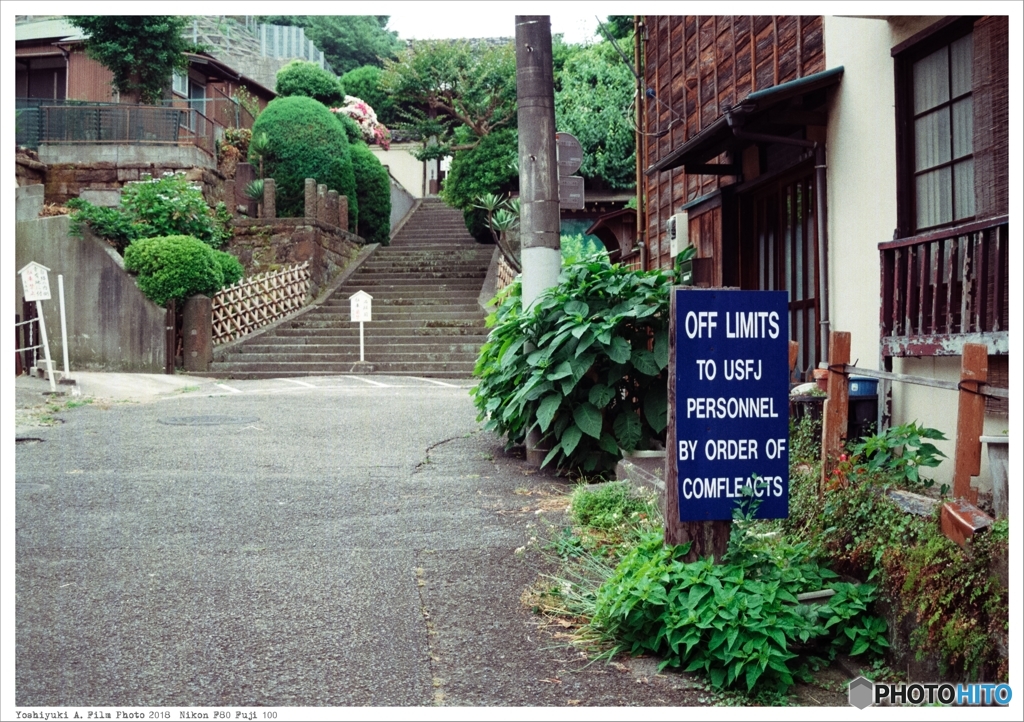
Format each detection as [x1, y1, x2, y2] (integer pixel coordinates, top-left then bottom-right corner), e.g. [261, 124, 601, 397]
[349, 142, 392, 246]
[335, 112, 364, 145]
[214, 250, 244, 288]
[124, 235, 226, 306]
[275, 60, 344, 107]
[250, 96, 358, 222]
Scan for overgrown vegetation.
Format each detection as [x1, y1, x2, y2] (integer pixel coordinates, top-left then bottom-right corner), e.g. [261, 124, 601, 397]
[68, 172, 232, 253]
[529, 483, 889, 701]
[784, 437, 1008, 682]
[472, 255, 670, 474]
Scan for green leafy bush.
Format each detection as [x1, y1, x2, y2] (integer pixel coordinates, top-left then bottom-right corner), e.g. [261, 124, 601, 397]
[471, 255, 671, 473]
[850, 422, 947, 488]
[348, 142, 392, 246]
[441, 127, 518, 241]
[275, 60, 344, 107]
[784, 431, 1008, 682]
[68, 173, 231, 252]
[589, 496, 888, 695]
[250, 96, 358, 222]
[124, 235, 229, 306]
[66, 199, 139, 252]
[335, 112, 364, 145]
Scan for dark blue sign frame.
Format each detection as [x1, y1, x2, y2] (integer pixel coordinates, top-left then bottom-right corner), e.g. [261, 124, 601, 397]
[674, 289, 790, 521]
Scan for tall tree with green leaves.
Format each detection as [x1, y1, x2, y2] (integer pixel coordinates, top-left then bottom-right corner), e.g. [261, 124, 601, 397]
[259, 16, 402, 75]
[68, 16, 194, 104]
[380, 39, 517, 160]
[555, 39, 636, 190]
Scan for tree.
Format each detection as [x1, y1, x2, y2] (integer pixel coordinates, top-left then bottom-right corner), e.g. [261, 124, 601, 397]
[555, 40, 636, 190]
[260, 16, 402, 75]
[275, 60, 344, 107]
[340, 65, 397, 126]
[68, 16, 193, 104]
[381, 39, 517, 159]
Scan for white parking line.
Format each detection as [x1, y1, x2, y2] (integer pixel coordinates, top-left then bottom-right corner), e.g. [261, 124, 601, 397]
[412, 377, 458, 388]
[215, 383, 242, 394]
[278, 378, 316, 388]
[348, 376, 390, 387]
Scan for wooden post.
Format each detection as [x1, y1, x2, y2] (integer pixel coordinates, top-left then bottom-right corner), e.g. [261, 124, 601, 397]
[951, 343, 987, 504]
[820, 331, 851, 496]
[789, 340, 799, 378]
[665, 289, 730, 562]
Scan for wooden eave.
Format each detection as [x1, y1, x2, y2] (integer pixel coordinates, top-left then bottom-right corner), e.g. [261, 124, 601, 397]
[646, 66, 844, 177]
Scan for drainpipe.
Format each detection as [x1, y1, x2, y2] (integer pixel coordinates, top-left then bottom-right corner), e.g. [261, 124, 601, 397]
[727, 117, 831, 366]
[634, 16, 646, 270]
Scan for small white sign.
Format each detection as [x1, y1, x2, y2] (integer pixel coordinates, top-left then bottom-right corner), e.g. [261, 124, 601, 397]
[350, 290, 372, 323]
[19, 261, 52, 302]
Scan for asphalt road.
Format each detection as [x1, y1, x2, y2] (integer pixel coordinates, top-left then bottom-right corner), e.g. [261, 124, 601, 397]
[14, 376, 706, 709]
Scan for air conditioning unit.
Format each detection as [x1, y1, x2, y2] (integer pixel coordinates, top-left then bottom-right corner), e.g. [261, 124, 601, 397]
[667, 212, 688, 257]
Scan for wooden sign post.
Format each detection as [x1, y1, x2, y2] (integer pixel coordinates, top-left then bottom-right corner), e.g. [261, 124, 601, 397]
[350, 290, 372, 363]
[666, 288, 790, 561]
[18, 262, 57, 392]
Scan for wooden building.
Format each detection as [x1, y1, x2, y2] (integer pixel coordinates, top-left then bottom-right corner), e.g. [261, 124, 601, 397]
[639, 14, 1010, 489]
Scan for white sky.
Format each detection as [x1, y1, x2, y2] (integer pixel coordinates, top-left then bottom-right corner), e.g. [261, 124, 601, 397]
[382, 4, 605, 44]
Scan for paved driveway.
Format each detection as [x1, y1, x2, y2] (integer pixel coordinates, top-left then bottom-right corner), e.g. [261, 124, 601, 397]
[14, 377, 704, 709]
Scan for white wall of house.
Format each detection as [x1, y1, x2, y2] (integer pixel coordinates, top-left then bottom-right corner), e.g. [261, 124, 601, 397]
[370, 142, 426, 199]
[822, 16, 1004, 492]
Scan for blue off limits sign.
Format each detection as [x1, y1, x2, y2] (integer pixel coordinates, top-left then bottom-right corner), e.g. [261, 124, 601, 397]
[675, 290, 789, 521]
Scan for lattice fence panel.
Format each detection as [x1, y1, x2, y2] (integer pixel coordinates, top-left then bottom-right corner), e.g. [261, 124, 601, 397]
[212, 262, 310, 345]
[495, 253, 519, 293]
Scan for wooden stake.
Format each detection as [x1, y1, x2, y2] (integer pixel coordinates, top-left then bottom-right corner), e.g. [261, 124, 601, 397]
[952, 343, 987, 503]
[820, 331, 851, 497]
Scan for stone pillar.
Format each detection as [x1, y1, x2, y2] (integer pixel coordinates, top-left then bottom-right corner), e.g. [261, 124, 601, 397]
[317, 183, 327, 223]
[338, 195, 349, 233]
[326, 190, 339, 228]
[235, 162, 257, 216]
[182, 295, 213, 372]
[304, 178, 317, 219]
[262, 178, 276, 219]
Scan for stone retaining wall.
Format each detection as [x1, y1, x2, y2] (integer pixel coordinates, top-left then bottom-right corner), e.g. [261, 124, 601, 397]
[228, 218, 362, 301]
[41, 161, 227, 207]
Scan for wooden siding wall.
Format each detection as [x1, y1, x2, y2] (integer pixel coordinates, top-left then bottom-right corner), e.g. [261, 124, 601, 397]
[66, 48, 116, 102]
[642, 16, 825, 272]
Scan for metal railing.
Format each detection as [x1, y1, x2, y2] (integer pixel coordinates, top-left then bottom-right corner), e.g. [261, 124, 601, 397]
[879, 216, 1009, 357]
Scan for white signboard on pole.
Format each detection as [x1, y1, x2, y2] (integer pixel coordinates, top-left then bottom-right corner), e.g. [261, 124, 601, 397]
[19, 261, 52, 301]
[350, 290, 372, 363]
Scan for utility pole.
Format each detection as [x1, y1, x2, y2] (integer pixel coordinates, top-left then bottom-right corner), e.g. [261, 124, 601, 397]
[515, 15, 560, 310]
[515, 15, 560, 466]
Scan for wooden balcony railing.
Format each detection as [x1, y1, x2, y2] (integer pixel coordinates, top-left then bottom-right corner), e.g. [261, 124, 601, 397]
[879, 216, 1009, 357]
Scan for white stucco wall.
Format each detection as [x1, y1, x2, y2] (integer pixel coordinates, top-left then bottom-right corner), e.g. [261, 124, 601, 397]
[370, 142, 426, 199]
[822, 16, 1005, 493]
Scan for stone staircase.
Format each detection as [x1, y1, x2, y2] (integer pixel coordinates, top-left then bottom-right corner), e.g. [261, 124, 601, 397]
[208, 198, 495, 379]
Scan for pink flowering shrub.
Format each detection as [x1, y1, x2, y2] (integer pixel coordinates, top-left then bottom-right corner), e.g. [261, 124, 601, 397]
[331, 96, 392, 150]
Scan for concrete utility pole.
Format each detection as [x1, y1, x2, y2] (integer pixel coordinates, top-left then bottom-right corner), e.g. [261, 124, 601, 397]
[515, 15, 560, 310]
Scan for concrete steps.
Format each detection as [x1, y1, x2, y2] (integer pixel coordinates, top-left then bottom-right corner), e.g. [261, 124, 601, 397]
[209, 198, 494, 379]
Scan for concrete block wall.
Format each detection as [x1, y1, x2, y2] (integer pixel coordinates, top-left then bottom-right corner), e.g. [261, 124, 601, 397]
[15, 215, 168, 373]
